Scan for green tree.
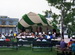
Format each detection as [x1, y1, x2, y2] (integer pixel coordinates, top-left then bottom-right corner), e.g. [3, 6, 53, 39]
[46, 0, 75, 38]
[51, 13, 59, 31]
[44, 10, 60, 32]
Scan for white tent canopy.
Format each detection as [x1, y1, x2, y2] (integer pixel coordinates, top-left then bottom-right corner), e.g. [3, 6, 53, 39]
[18, 12, 52, 30]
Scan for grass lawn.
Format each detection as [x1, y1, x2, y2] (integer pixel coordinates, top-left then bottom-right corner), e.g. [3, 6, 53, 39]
[0, 47, 56, 55]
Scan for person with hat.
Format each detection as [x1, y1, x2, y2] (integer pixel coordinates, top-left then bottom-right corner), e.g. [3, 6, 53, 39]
[66, 39, 73, 55]
[67, 39, 73, 47]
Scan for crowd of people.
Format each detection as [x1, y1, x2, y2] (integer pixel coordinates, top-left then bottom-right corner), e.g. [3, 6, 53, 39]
[0, 31, 18, 41]
[1, 30, 75, 55]
[58, 38, 75, 55]
[0, 30, 75, 55]
[16, 31, 59, 41]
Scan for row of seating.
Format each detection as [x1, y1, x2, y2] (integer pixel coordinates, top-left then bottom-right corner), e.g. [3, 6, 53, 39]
[0, 38, 60, 51]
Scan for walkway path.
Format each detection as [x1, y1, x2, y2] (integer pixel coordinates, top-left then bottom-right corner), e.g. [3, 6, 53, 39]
[52, 37, 70, 43]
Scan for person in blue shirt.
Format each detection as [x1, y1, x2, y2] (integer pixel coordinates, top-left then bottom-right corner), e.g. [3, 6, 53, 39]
[60, 39, 67, 48]
[59, 39, 67, 55]
[71, 41, 75, 55]
[50, 34, 53, 39]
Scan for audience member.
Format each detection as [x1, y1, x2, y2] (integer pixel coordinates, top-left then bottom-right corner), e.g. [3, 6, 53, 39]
[52, 32, 56, 39]
[59, 39, 67, 55]
[71, 40, 75, 55]
[0, 33, 6, 41]
[67, 39, 73, 47]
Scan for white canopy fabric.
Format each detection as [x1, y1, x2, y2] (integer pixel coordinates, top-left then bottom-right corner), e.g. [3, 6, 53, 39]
[18, 12, 51, 30]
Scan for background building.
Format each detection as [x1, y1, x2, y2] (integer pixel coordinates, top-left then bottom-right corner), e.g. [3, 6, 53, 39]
[0, 16, 18, 34]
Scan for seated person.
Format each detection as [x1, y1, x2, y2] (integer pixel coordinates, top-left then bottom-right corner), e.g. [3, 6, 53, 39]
[36, 35, 43, 41]
[60, 39, 67, 49]
[49, 34, 53, 39]
[67, 39, 73, 47]
[36, 39, 41, 41]
[42, 39, 47, 42]
[46, 35, 50, 39]
[44, 34, 50, 39]
[0, 34, 6, 41]
[71, 41, 75, 55]
[52, 32, 56, 39]
[59, 39, 67, 55]
[38, 35, 43, 40]
[65, 39, 73, 55]
[16, 33, 22, 38]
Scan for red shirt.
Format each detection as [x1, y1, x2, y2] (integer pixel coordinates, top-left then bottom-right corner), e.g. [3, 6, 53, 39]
[67, 41, 73, 47]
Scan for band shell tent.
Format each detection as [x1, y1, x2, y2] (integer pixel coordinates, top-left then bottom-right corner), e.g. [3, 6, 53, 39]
[18, 12, 52, 31]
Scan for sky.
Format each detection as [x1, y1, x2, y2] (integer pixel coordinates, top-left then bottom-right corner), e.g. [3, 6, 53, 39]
[0, 0, 72, 34]
[0, 0, 60, 20]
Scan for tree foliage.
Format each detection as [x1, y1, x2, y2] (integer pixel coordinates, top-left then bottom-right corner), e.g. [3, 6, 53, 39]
[46, 0, 75, 35]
